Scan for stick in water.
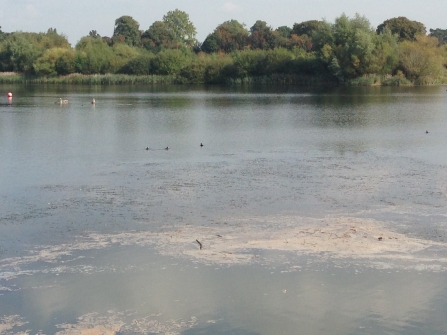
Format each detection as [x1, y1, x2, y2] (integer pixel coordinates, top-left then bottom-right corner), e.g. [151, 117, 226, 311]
[196, 239, 203, 250]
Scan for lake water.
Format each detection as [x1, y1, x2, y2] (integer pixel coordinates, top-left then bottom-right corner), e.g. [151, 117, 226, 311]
[1, 84, 447, 334]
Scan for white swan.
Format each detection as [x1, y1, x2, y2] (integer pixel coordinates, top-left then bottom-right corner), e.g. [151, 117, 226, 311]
[57, 98, 68, 104]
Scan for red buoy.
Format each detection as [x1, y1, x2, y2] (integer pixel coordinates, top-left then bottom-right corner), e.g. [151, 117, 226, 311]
[7, 92, 12, 98]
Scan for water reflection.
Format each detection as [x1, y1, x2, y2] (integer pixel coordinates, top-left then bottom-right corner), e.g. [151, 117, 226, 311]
[3, 246, 447, 335]
[1, 84, 447, 334]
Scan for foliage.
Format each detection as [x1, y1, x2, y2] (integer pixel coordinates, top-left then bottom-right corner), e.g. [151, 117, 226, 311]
[0, 29, 70, 73]
[429, 28, 447, 45]
[163, 9, 197, 47]
[141, 21, 179, 52]
[179, 53, 211, 83]
[398, 34, 447, 83]
[112, 16, 141, 46]
[328, 14, 376, 79]
[276, 26, 292, 39]
[1, 11, 447, 86]
[286, 34, 312, 51]
[201, 20, 249, 53]
[55, 49, 76, 75]
[151, 49, 193, 75]
[292, 20, 324, 37]
[0, 26, 8, 42]
[0, 73, 177, 85]
[33, 47, 71, 76]
[88, 30, 101, 38]
[118, 54, 154, 75]
[109, 43, 141, 73]
[310, 20, 334, 53]
[376, 17, 426, 42]
[0, 33, 40, 73]
[75, 36, 114, 74]
[249, 21, 285, 50]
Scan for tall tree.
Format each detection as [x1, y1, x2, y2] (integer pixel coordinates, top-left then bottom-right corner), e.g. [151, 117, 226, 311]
[141, 21, 178, 51]
[0, 26, 7, 42]
[276, 26, 292, 39]
[429, 28, 447, 45]
[398, 34, 447, 82]
[201, 20, 249, 53]
[332, 14, 378, 78]
[292, 20, 324, 37]
[376, 17, 426, 41]
[75, 36, 114, 74]
[88, 30, 101, 39]
[162, 9, 197, 47]
[0, 33, 40, 73]
[33, 47, 70, 76]
[112, 15, 140, 46]
[249, 20, 281, 50]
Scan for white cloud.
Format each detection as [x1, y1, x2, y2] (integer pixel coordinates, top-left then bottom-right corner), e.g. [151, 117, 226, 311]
[221, 2, 242, 12]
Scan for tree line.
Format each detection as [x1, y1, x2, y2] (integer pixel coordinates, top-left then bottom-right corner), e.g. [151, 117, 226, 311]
[1, 10, 447, 85]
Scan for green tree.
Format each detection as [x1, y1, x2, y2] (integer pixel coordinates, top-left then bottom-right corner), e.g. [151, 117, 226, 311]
[249, 20, 282, 50]
[163, 9, 197, 47]
[311, 20, 334, 53]
[151, 49, 193, 75]
[376, 17, 426, 42]
[429, 28, 447, 45]
[201, 20, 249, 53]
[369, 27, 399, 75]
[333, 14, 378, 78]
[261, 47, 295, 73]
[231, 49, 266, 77]
[55, 49, 76, 75]
[33, 47, 69, 76]
[0, 33, 40, 73]
[398, 34, 447, 83]
[112, 15, 141, 46]
[109, 43, 141, 73]
[204, 53, 233, 83]
[0, 26, 8, 42]
[88, 30, 101, 38]
[276, 26, 292, 39]
[179, 53, 211, 83]
[44, 28, 71, 48]
[75, 36, 114, 74]
[286, 34, 312, 52]
[292, 20, 324, 37]
[119, 54, 153, 75]
[141, 21, 178, 51]
[0, 29, 70, 73]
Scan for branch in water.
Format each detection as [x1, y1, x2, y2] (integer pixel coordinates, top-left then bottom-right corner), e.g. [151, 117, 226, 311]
[196, 239, 203, 250]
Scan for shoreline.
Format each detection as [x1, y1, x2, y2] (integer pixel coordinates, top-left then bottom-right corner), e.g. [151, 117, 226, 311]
[0, 72, 421, 86]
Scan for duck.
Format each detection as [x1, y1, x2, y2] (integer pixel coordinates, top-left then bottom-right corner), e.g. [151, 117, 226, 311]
[200, 143, 204, 147]
[146, 147, 149, 150]
[165, 146, 169, 150]
[91, 98, 96, 104]
[58, 98, 68, 104]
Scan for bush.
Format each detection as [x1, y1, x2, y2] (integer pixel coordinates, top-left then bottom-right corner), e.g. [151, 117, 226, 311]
[151, 49, 193, 75]
[118, 54, 153, 75]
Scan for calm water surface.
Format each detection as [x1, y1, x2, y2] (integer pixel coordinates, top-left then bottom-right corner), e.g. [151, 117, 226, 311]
[0, 84, 447, 334]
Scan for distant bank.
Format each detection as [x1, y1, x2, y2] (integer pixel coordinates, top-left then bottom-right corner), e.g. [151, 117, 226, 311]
[0, 72, 415, 86]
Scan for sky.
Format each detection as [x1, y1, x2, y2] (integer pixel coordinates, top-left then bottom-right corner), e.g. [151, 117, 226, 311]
[0, 0, 445, 46]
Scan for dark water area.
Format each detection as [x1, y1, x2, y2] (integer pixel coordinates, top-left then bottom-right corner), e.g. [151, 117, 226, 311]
[0, 84, 447, 334]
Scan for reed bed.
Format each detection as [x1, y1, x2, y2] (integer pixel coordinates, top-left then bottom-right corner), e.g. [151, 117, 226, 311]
[0, 73, 178, 85]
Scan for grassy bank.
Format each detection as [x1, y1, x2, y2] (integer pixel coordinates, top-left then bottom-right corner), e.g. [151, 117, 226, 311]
[0, 72, 431, 86]
[0, 73, 178, 85]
